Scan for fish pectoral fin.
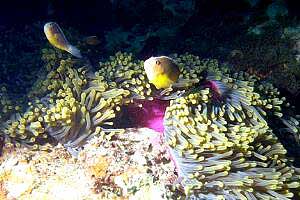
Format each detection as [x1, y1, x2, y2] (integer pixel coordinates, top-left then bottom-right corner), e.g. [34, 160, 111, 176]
[67, 45, 82, 58]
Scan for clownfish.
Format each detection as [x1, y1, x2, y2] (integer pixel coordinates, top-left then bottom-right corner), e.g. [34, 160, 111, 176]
[44, 22, 82, 58]
[144, 56, 180, 89]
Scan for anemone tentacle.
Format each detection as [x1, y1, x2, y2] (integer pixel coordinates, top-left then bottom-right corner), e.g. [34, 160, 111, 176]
[1, 51, 300, 199]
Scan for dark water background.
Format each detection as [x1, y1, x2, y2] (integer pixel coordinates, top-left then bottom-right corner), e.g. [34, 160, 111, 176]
[0, 1, 299, 32]
[0, 0, 299, 110]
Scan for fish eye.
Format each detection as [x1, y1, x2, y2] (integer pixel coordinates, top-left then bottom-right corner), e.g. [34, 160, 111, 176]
[48, 22, 55, 26]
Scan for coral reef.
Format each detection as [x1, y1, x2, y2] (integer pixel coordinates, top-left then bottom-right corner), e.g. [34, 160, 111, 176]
[0, 128, 175, 199]
[228, 22, 300, 95]
[1, 51, 300, 199]
[0, 22, 46, 97]
[0, 86, 21, 123]
[266, 0, 288, 20]
[104, 0, 197, 56]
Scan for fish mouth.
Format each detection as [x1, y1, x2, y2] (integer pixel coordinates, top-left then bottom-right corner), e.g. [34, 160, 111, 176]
[43, 22, 56, 31]
[143, 57, 157, 80]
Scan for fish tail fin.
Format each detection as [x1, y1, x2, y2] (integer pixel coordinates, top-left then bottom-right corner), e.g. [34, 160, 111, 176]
[67, 45, 82, 58]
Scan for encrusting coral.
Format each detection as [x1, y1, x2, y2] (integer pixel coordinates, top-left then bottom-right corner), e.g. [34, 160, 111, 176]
[229, 22, 300, 95]
[0, 128, 177, 200]
[1, 51, 300, 199]
[0, 86, 19, 123]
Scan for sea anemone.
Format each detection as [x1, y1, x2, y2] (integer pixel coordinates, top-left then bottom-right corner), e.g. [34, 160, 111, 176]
[1, 51, 300, 199]
[163, 81, 299, 199]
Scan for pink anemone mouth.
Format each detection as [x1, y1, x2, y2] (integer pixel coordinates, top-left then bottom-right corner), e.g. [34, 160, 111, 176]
[113, 78, 243, 189]
[120, 99, 169, 134]
[115, 80, 225, 134]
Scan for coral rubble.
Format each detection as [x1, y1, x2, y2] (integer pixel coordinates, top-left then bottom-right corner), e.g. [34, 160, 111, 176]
[0, 128, 174, 199]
